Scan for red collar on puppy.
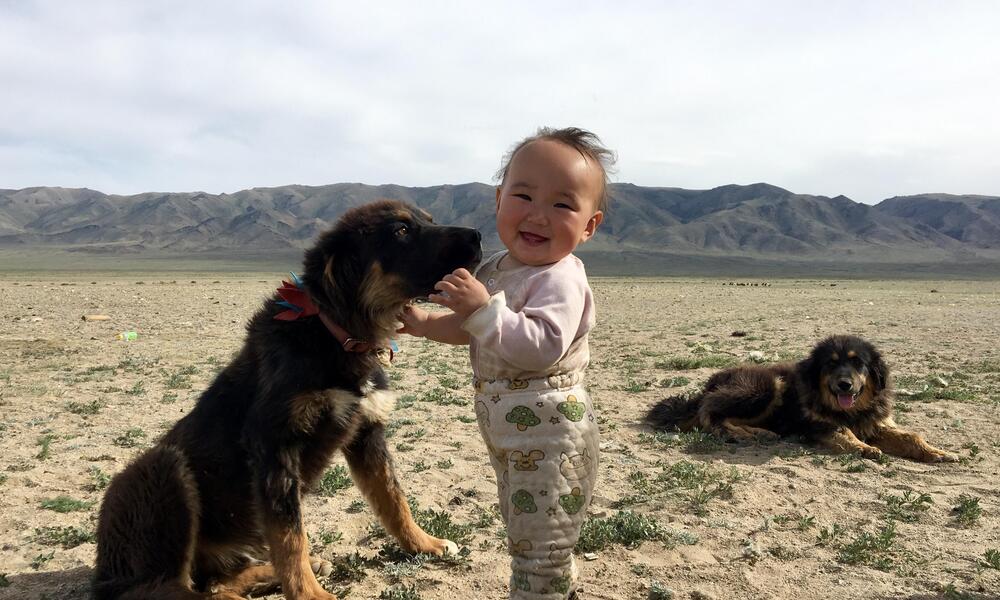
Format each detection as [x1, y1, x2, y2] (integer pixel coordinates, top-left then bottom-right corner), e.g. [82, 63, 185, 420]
[274, 275, 390, 359]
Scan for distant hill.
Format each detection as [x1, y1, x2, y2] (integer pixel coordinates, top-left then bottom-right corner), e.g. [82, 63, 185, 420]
[0, 183, 497, 254]
[875, 194, 1000, 249]
[1, 183, 998, 274]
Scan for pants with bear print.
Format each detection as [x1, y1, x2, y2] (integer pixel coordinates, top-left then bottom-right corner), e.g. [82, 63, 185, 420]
[473, 371, 600, 600]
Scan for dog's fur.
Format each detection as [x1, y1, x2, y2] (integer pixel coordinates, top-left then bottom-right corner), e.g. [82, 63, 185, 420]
[646, 335, 957, 463]
[93, 200, 482, 600]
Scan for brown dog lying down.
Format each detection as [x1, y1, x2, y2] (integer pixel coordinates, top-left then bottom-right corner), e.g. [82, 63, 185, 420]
[646, 335, 958, 463]
[93, 200, 482, 600]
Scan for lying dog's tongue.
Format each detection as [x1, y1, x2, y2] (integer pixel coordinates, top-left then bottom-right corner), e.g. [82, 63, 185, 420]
[837, 393, 855, 408]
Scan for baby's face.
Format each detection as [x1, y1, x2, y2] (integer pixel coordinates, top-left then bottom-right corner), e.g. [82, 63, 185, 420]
[495, 140, 604, 267]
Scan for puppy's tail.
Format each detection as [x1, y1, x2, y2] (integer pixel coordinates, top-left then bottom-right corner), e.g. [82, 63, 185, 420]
[645, 394, 702, 430]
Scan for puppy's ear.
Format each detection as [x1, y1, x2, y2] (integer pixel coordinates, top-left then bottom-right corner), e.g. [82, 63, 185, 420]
[304, 231, 353, 309]
[323, 254, 338, 295]
[312, 249, 359, 305]
[870, 350, 890, 392]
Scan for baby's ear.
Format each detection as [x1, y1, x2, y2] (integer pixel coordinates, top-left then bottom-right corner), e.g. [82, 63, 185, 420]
[582, 210, 604, 242]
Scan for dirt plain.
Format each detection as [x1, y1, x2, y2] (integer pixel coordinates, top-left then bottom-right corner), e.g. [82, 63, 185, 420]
[0, 273, 998, 600]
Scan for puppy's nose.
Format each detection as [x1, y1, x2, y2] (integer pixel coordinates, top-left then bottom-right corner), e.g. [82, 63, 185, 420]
[837, 380, 853, 392]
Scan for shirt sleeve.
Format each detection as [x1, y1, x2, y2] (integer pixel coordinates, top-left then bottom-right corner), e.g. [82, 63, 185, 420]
[461, 265, 589, 372]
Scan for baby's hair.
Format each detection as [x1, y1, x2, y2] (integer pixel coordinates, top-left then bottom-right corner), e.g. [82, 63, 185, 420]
[495, 127, 617, 212]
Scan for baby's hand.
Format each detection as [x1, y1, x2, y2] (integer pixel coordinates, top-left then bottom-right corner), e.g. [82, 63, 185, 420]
[397, 304, 430, 337]
[429, 268, 490, 318]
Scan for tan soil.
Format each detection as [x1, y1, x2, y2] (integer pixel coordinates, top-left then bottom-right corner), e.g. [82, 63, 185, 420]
[0, 275, 997, 600]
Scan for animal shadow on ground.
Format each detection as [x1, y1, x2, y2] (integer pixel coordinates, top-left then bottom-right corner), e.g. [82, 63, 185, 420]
[631, 420, 806, 468]
[2, 566, 92, 600]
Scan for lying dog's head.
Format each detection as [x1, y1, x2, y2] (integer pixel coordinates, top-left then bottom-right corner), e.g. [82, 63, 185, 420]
[302, 200, 482, 337]
[803, 335, 889, 412]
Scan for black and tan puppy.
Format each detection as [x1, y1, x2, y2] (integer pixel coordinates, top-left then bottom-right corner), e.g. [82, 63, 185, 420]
[646, 335, 957, 463]
[93, 200, 482, 600]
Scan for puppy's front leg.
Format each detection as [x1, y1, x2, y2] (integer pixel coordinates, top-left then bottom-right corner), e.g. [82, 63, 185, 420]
[256, 450, 336, 600]
[343, 421, 458, 556]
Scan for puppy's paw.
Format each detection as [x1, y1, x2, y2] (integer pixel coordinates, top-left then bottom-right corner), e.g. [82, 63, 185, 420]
[310, 557, 333, 578]
[399, 531, 460, 556]
[429, 537, 459, 556]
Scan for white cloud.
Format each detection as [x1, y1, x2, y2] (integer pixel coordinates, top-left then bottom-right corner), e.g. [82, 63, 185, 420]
[1, 0, 998, 203]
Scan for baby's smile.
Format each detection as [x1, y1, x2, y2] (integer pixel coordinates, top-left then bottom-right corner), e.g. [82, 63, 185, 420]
[519, 231, 549, 245]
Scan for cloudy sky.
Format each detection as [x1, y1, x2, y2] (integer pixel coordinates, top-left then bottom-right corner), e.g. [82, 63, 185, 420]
[2, 1, 998, 203]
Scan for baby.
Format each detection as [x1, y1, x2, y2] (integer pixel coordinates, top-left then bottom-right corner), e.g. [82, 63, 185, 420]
[399, 127, 614, 599]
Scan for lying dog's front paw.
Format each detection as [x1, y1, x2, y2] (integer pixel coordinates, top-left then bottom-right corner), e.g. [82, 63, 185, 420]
[859, 445, 883, 460]
[754, 429, 780, 441]
[929, 450, 960, 463]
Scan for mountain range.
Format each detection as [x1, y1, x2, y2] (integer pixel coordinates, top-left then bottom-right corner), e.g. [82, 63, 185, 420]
[1, 183, 998, 274]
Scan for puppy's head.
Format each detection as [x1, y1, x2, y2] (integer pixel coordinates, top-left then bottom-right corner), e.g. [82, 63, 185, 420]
[302, 200, 482, 333]
[803, 335, 888, 412]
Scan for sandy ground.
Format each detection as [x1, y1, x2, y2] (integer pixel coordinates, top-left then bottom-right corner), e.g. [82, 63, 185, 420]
[0, 274, 998, 600]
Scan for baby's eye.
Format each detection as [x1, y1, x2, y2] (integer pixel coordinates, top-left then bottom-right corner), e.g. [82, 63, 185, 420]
[554, 202, 576, 211]
[514, 194, 532, 202]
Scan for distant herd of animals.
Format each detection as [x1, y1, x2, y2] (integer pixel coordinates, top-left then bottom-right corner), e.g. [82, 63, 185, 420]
[89, 200, 956, 600]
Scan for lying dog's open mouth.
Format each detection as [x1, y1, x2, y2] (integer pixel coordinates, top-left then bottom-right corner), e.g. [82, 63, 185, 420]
[832, 389, 860, 408]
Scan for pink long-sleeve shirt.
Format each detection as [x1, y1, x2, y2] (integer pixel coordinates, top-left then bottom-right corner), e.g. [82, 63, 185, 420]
[461, 251, 595, 381]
